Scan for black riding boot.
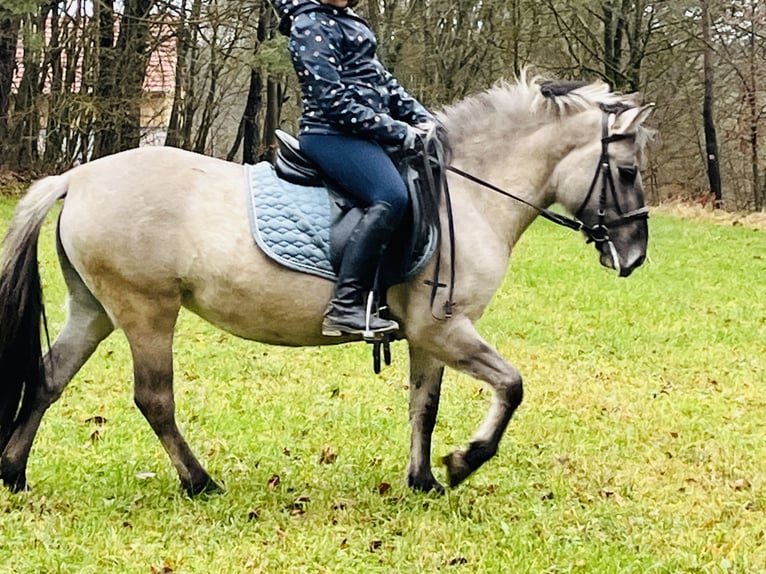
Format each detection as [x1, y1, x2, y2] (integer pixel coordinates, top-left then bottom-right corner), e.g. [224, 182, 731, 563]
[322, 202, 400, 337]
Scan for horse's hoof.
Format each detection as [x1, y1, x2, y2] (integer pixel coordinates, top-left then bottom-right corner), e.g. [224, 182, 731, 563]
[1, 472, 29, 493]
[442, 450, 473, 487]
[407, 472, 445, 495]
[183, 477, 225, 497]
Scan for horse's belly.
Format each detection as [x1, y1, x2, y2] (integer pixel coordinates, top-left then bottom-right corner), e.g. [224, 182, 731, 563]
[180, 253, 338, 346]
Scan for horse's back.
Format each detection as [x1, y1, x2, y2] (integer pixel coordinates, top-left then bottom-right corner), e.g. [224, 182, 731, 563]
[60, 147, 244, 275]
[57, 147, 336, 345]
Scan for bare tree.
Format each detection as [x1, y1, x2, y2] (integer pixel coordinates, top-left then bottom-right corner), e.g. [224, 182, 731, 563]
[701, 0, 723, 206]
[0, 8, 22, 164]
[92, 0, 158, 158]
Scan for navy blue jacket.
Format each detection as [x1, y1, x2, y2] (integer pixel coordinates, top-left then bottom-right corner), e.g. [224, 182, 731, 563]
[273, 0, 432, 144]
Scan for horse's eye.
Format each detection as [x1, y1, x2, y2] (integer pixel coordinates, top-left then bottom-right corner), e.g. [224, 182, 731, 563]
[618, 166, 637, 184]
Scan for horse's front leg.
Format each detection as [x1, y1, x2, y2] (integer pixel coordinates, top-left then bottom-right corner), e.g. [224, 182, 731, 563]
[426, 317, 524, 487]
[406, 345, 445, 493]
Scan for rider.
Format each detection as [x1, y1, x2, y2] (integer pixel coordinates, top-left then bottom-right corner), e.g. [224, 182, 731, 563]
[273, 0, 434, 337]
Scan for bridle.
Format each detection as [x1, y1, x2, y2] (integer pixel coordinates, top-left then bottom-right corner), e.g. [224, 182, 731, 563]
[575, 112, 649, 240]
[446, 111, 648, 275]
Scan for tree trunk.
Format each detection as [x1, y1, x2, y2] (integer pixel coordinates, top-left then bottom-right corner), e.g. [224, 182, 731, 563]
[701, 0, 722, 207]
[746, 9, 760, 210]
[92, 0, 156, 158]
[602, 1, 619, 87]
[92, 0, 115, 158]
[239, 0, 273, 164]
[43, 1, 65, 169]
[239, 68, 263, 164]
[0, 12, 20, 164]
[179, 0, 202, 149]
[165, 0, 189, 149]
[12, 9, 50, 171]
[261, 77, 281, 163]
[192, 22, 219, 155]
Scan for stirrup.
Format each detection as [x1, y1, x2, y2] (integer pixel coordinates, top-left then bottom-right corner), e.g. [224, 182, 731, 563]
[321, 292, 398, 340]
[362, 291, 397, 341]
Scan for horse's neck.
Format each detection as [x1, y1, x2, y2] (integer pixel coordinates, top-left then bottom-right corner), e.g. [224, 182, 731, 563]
[450, 114, 593, 250]
[450, 145, 553, 251]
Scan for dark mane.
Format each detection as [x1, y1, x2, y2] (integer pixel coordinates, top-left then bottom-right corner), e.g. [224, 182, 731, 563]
[539, 80, 590, 98]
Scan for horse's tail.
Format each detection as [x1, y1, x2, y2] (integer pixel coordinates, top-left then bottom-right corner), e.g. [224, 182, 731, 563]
[0, 174, 69, 450]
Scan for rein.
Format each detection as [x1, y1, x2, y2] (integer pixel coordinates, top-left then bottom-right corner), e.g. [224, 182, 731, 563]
[446, 165, 589, 235]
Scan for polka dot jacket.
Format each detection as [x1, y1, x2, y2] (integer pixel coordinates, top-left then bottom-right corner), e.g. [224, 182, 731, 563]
[273, 0, 432, 144]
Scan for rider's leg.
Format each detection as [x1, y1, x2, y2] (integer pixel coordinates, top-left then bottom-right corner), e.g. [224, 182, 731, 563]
[299, 134, 408, 336]
[321, 201, 399, 335]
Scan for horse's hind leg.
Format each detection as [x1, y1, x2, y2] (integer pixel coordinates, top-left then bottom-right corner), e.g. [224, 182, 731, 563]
[406, 345, 445, 493]
[1, 239, 114, 491]
[119, 296, 222, 496]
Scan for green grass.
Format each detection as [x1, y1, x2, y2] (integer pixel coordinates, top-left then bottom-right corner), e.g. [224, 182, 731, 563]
[1, 195, 765, 573]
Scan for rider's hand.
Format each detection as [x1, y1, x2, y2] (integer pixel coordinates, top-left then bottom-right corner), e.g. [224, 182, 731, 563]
[415, 119, 436, 135]
[402, 125, 426, 151]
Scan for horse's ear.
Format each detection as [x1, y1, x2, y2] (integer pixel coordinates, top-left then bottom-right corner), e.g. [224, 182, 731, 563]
[612, 104, 655, 135]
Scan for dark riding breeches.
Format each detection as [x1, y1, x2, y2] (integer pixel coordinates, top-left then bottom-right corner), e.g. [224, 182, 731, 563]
[299, 134, 408, 224]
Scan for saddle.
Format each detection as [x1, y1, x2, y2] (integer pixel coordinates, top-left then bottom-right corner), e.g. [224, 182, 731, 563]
[272, 129, 444, 291]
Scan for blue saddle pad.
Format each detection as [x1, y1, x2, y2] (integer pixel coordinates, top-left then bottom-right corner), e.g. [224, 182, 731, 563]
[245, 161, 439, 284]
[246, 162, 336, 280]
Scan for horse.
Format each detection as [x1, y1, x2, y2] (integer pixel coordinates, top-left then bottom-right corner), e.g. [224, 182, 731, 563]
[0, 75, 653, 496]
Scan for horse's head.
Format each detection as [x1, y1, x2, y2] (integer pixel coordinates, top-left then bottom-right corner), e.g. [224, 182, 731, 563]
[551, 98, 654, 277]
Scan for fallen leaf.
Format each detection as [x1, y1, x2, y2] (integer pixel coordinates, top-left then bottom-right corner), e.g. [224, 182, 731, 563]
[378, 482, 391, 496]
[291, 495, 310, 515]
[135, 471, 156, 480]
[369, 539, 382, 552]
[267, 474, 280, 490]
[150, 559, 174, 573]
[84, 415, 107, 425]
[600, 487, 625, 505]
[320, 446, 337, 465]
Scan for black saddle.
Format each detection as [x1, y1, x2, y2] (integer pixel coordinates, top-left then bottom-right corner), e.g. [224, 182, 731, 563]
[273, 129, 444, 290]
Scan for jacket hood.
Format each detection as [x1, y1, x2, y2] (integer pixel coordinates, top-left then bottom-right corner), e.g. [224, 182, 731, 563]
[274, 0, 320, 18]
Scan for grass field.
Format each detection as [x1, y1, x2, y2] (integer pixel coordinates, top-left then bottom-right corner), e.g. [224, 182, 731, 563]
[0, 196, 764, 573]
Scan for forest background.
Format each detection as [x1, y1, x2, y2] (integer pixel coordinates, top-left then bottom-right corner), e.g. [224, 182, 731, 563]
[0, 0, 764, 212]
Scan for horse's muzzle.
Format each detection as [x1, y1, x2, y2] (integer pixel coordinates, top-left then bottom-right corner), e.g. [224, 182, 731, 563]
[619, 253, 645, 277]
[599, 245, 646, 277]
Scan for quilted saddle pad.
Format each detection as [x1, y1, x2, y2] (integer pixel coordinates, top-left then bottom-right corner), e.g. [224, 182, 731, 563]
[245, 161, 438, 285]
[245, 161, 336, 280]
